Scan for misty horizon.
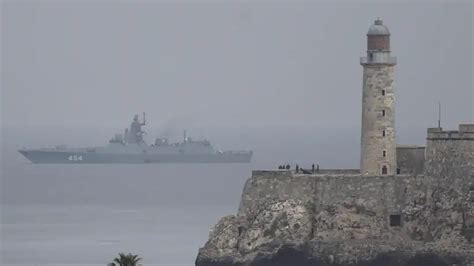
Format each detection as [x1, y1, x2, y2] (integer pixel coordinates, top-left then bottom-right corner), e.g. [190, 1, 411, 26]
[1, 1, 473, 266]
[2, 1, 473, 131]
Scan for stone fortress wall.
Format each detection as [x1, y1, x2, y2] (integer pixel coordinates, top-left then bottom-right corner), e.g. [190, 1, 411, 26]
[425, 124, 474, 182]
[197, 125, 474, 266]
[424, 125, 474, 242]
[396, 145, 425, 175]
[238, 170, 428, 228]
[238, 124, 474, 241]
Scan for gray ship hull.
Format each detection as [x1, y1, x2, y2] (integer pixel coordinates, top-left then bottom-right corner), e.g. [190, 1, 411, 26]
[18, 150, 252, 164]
[19, 114, 253, 164]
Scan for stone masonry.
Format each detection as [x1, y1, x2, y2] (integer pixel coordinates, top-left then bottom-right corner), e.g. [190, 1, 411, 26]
[360, 19, 397, 176]
[195, 19, 474, 265]
[360, 66, 397, 175]
[196, 125, 474, 265]
[396, 145, 426, 175]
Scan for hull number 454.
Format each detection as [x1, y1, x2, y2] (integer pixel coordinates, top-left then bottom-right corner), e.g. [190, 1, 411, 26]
[68, 155, 83, 161]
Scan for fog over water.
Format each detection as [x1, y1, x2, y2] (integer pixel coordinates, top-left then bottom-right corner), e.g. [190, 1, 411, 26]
[0, 125, 452, 266]
[1, 1, 473, 265]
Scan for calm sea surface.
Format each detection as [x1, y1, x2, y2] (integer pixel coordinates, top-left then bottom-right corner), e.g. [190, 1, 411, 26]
[1, 155, 252, 266]
[1, 126, 364, 265]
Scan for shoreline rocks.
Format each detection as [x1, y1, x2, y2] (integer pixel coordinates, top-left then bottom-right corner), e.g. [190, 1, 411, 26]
[196, 171, 473, 266]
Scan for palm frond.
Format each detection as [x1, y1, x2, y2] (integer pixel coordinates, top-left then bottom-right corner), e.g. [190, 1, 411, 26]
[111, 252, 142, 266]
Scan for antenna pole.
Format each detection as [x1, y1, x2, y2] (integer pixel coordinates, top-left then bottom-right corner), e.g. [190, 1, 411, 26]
[438, 102, 441, 129]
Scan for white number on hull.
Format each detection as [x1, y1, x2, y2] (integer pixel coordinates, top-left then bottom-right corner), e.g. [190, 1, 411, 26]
[68, 155, 83, 161]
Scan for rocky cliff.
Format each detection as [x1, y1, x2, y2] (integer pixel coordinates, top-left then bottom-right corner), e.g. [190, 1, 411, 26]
[196, 126, 474, 266]
[196, 171, 474, 266]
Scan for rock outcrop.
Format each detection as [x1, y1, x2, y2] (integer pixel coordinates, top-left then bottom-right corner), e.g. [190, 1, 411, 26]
[197, 126, 474, 265]
[196, 172, 474, 266]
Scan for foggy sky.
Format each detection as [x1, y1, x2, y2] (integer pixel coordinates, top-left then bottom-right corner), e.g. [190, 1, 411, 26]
[2, 1, 473, 133]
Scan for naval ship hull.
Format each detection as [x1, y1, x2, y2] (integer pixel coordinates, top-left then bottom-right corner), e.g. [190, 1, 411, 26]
[18, 150, 252, 164]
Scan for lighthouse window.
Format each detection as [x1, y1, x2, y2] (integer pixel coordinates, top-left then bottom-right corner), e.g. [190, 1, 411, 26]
[382, 110, 386, 116]
[369, 53, 373, 60]
[382, 165, 388, 175]
[382, 90, 386, 96]
[383, 150, 386, 157]
[382, 130, 386, 137]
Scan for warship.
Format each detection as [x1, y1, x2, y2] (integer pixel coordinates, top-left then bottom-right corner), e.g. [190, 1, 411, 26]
[18, 113, 253, 164]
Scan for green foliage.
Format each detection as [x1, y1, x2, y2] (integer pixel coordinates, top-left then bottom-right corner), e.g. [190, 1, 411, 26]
[109, 252, 142, 266]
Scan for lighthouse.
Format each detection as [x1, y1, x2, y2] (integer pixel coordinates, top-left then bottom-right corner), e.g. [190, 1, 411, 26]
[360, 19, 397, 175]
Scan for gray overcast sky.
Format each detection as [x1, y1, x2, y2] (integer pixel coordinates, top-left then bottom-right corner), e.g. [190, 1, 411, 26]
[2, 0, 473, 131]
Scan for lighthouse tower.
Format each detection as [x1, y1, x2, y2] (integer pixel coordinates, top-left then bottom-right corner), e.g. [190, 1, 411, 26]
[360, 19, 397, 175]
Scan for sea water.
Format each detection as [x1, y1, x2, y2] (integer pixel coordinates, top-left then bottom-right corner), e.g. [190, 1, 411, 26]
[1, 126, 363, 265]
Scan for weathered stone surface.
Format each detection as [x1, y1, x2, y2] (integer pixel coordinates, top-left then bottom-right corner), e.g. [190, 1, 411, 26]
[196, 125, 474, 265]
[313, 198, 396, 241]
[197, 215, 240, 262]
[196, 171, 474, 265]
[396, 145, 426, 175]
[360, 65, 397, 176]
[241, 200, 312, 251]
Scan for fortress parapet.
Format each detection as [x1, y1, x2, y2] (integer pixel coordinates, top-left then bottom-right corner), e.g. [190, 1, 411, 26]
[252, 169, 360, 177]
[425, 124, 474, 188]
[427, 124, 474, 140]
[251, 170, 293, 178]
